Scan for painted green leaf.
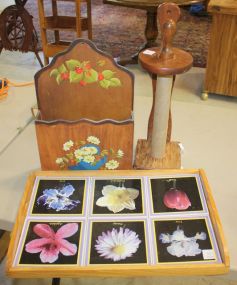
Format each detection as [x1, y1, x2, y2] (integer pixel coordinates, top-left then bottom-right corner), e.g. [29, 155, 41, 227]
[102, 70, 115, 80]
[82, 61, 90, 67]
[58, 64, 67, 74]
[66, 59, 82, 70]
[56, 74, 62, 85]
[66, 153, 73, 159]
[50, 69, 59, 77]
[97, 60, 106, 67]
[83, 69, 98, 83]
[109, 78, 121, 87]
[99, 79, 110, 89]
[69, 70, 83, 83]
[62, 157, 69, 163]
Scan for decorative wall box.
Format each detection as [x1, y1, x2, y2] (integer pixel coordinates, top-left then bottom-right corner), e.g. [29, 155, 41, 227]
[34, 39, 134, 170]
[6, 169, 229, 278]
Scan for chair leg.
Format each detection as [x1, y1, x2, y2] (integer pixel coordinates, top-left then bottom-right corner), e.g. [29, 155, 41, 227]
[52, 0, 60, 44]
[87, 0, 92, 39]
[75, 0, 82, 37]
[37, 0, 49, 65]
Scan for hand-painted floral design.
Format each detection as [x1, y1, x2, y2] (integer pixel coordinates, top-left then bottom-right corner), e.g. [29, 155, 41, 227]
[96, 185, 139, 213]
[25, 223, 78, 263]
[63, 140, 74, 151]
[95, 227, 141, 261]
[159, 226, 207, 257]
[56, 136, 124, 170]
[37, 184, 80, 212]
[50, 59, 122, 89]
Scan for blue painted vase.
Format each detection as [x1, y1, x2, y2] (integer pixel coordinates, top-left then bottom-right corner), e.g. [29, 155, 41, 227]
[68, 144, 107, 170]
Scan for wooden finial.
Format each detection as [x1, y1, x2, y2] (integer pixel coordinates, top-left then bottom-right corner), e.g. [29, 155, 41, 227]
[158, 3, 181, 61]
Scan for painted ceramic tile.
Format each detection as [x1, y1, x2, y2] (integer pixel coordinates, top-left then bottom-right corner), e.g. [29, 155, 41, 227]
[56, 136, 124, 170]
[154, 219, 216, 263]
[150, 177, 204, 213]
[89, 221, 147, 264]
[31, 179, 85, 215]
[92, 179, 144, 215]
[19, 221, 81, 265]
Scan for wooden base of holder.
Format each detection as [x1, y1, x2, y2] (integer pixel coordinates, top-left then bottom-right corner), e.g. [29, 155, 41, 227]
[134, 139, 181, 169]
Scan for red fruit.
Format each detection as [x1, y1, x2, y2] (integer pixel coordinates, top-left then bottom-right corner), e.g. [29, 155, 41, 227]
[85, 63, 91, 69]
[61, 72, 69, 80]
[75, 67, 83, 74]
[79, 80, 86, 86]
[98, 73, 104, 81]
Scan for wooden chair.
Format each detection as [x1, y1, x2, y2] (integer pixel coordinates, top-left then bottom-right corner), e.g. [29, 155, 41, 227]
[34, 39, 134, 170]
[37, 0, 92, 65]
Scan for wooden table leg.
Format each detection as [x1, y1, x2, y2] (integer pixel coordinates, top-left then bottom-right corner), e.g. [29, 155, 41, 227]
[52, 278, 61, 285]
[116, 8, 159, 66]
[144, 10, 158, 48]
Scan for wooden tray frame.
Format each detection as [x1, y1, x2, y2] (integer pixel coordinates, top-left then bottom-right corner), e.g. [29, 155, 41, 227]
[6, 169, 229, 278]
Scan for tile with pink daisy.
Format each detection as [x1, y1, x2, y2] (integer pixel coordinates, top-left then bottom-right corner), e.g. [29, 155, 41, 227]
[88, 221, 148, 265]
[91, 178, 145, 215]
[30, 179, 86, 215]
[17, 221, 82, 265]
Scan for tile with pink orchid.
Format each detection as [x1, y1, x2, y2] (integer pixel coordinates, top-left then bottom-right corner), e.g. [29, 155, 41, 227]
[16, 221, 83, 265]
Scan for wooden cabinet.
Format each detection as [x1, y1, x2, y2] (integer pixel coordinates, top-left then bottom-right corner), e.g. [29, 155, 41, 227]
[204, 0, 237, 98]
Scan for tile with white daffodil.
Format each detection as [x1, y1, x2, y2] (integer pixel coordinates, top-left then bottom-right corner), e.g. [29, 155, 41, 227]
[29, 179, 86, 215]
[88, 221, 148, 265]
[17, 221, 83, 265]
[91, 179, 144, 215]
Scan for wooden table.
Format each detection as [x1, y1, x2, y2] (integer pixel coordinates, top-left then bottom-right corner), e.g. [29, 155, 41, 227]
[103, 0, 205, 65]
[202, 0, 237, 99]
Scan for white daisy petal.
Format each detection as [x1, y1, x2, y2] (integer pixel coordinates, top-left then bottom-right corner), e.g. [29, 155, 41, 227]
[95, 227, 141, 261]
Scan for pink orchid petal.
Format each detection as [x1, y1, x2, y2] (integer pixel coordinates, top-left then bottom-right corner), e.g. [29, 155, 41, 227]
[33, 224, 55, 239]
[57, 239, 77, 256]
[40, 246, 59, 263]
[55, 223, 78, 239]
[25, 238, 51, 253]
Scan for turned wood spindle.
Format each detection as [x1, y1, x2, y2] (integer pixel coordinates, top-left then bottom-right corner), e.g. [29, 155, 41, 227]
[135, 3, 193, 169]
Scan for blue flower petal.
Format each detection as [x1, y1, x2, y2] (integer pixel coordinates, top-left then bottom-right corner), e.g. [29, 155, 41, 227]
[37, 195, 47, 205]
[42, 189, 59, 198]
[60, 184, 75, 197]
[49, 200, 65, 211]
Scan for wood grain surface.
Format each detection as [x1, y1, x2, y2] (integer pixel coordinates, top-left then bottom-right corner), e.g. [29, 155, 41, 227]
[208, 0, 237, 15]
[35, 39, 134, 121]
[204, 12, 237, 96]
[134, 139, 181, 169]
[35, 119, 134, 170]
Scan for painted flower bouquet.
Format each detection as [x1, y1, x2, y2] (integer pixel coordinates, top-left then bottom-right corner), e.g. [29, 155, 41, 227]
[56, 135, 124, 170]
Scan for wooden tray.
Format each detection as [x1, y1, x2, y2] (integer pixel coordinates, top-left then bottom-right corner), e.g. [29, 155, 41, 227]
[6, 169, 229, 278]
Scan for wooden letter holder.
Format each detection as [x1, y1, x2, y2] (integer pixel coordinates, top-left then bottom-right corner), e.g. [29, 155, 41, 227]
[34, 39, 134, 170]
